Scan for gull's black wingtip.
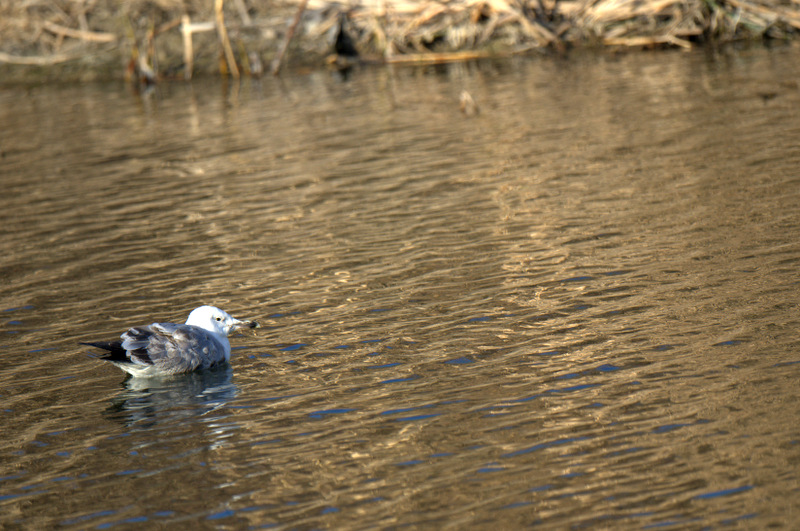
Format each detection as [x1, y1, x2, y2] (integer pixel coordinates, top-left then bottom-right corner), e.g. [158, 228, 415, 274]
[81, 341, 128, 362]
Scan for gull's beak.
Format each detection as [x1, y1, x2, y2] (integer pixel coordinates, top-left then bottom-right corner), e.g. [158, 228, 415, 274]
[232, 318, 260, 331]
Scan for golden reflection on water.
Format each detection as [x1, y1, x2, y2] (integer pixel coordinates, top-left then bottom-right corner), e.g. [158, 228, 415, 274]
[1, 47, 800, 528]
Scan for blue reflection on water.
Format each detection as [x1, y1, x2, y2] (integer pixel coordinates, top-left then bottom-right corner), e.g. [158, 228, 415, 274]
[445, 356, 474, 364]
[59, 509, 116, 526]
[693, 485, 753, 499]
[279, 344, 307, 351]
[309, 408, 357, 419]
[652, 423, 691, 434]
[206, 509, 235, 520]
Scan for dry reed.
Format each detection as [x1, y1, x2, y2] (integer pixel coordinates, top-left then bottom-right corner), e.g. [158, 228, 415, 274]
[0, 0, 797, 78]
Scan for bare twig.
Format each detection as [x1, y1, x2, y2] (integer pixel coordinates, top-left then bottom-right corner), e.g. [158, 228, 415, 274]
[182, 15, 194, 80]
[215, 0, 240, 78]
[42, 21, 116, 42]
[180, 17, 217, 80]
[0, 50, 78, 65]
[233, 0, 253, 26]
[271, 0, 310, 75]
[384, 49, 495, 63]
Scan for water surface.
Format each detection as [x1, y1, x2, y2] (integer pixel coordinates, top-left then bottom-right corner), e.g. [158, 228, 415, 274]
[2, 47, 800, 528]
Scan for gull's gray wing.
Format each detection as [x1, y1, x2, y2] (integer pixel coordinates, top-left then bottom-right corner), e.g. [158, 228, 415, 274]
[120, 323, 227, 374]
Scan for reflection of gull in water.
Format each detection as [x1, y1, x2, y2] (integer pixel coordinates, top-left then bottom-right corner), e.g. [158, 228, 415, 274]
[106, 365, 238, 436]
[82, 306, 259, 377]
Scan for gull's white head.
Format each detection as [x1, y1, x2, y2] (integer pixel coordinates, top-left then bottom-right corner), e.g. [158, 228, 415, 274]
[185, 305, 259, 336]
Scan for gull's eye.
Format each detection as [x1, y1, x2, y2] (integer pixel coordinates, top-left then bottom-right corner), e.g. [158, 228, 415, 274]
[215, 317, 222, 321]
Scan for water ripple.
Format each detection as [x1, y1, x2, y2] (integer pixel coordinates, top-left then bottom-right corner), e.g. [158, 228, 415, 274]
[3, 50, 800, 529]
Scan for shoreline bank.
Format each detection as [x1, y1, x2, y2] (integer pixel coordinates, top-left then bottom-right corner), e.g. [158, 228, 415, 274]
[1, 0, 798, 83]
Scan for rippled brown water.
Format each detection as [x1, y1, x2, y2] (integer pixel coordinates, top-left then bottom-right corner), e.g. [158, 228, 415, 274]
[2, 47, 800, 529]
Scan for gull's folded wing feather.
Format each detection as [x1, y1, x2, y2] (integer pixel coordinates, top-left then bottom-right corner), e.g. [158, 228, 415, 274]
[119, 323, 226, 374]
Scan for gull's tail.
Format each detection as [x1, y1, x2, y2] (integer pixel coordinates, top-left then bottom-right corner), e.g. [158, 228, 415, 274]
[81, 341, 128, 362]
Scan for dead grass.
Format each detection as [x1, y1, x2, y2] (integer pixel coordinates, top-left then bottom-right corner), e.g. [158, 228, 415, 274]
[1, 0, 798, 78]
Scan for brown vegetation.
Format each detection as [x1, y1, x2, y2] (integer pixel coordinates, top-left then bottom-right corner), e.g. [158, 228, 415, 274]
[1, 0, 798, 79]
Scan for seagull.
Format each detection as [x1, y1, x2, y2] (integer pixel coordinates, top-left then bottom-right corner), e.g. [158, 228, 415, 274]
[82, 306, 259, 377]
